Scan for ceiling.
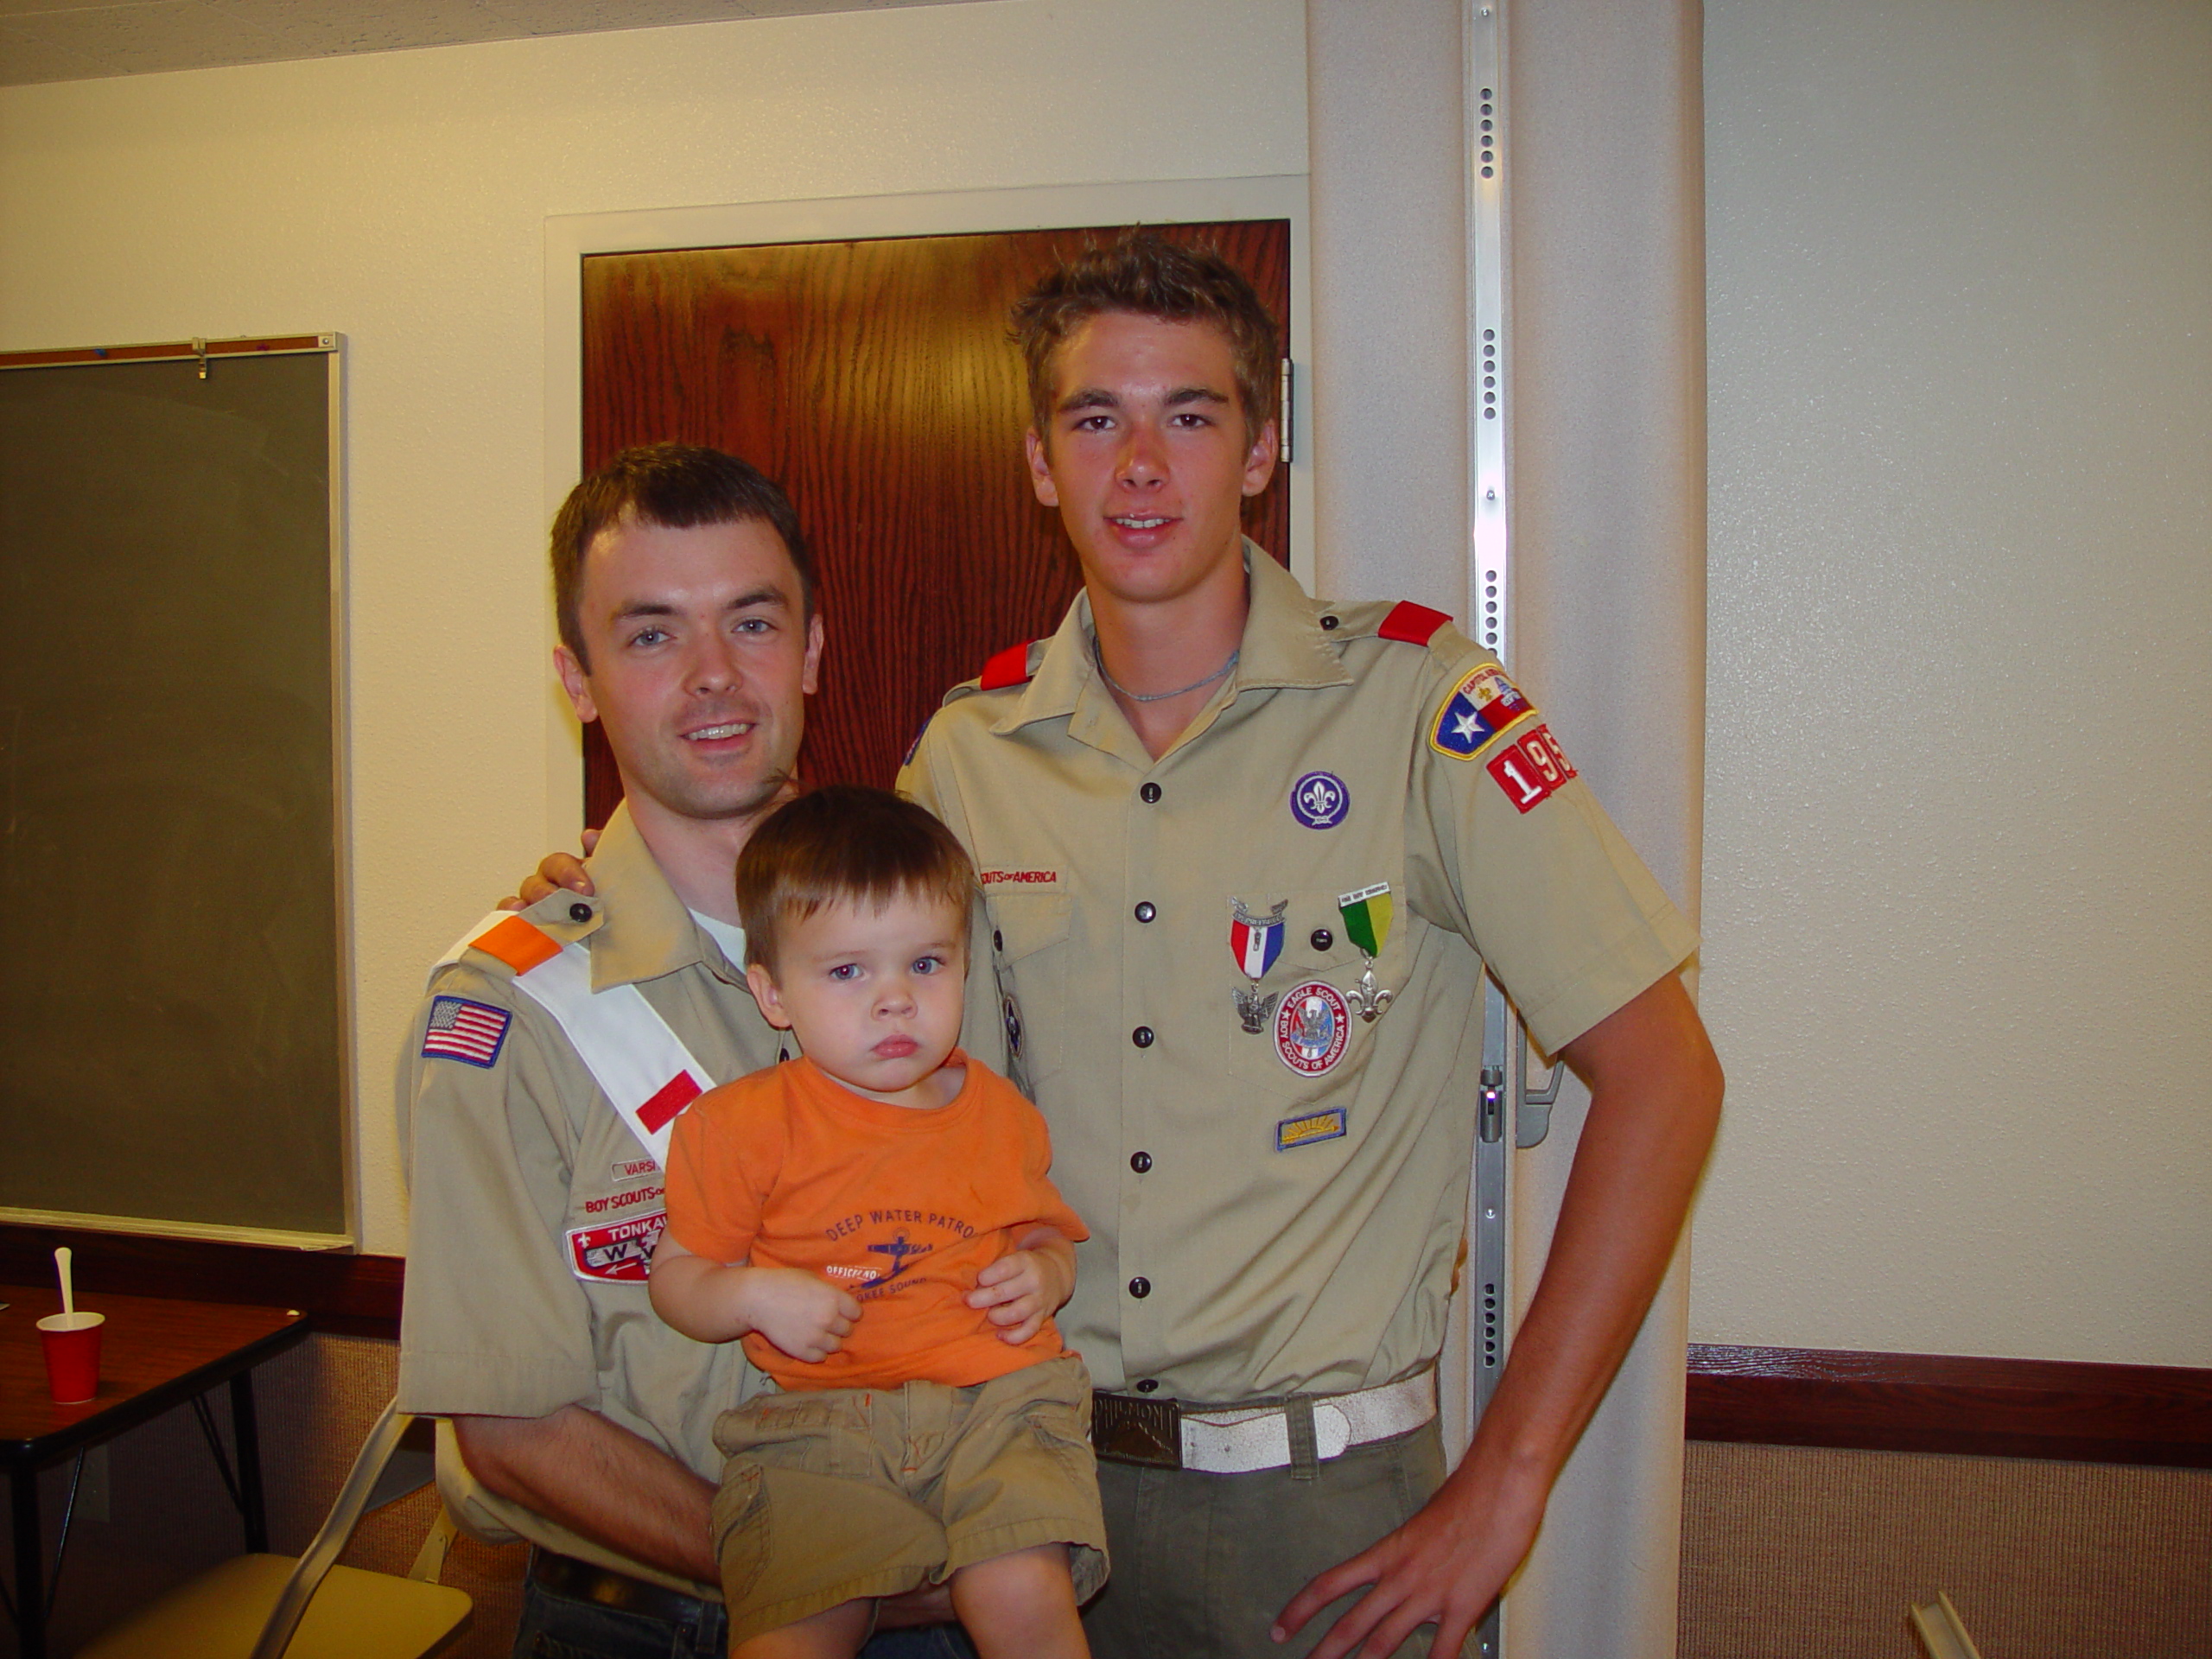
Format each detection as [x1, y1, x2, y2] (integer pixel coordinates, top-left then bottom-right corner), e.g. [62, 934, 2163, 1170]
[0, 0, 966, 87]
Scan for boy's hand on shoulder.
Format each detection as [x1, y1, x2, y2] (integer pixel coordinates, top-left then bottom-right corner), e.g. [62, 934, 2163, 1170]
[968, 1226, 1076, 1345]
[739, 1268, 862, 1364]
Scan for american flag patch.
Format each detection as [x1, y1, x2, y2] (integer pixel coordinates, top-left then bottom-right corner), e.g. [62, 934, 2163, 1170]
[422, 995, 511, 1067]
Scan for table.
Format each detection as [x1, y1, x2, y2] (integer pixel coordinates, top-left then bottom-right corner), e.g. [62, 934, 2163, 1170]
[1, 1286, 309, 1659]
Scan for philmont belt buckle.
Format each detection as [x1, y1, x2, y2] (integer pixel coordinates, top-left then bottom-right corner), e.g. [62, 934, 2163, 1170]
[1091, 1392, 1183, 1468]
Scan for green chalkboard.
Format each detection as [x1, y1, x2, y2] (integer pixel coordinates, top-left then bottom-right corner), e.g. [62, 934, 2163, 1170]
[0, 348, 346, 1241]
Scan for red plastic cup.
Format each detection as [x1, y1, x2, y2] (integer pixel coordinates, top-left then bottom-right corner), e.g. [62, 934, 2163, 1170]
[37, 1311, 105, 1404]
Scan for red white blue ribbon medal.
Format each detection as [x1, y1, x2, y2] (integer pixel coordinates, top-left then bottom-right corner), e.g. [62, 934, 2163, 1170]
[1230, 899, 1287, 1034]
[1338, 882, 1396, 1023]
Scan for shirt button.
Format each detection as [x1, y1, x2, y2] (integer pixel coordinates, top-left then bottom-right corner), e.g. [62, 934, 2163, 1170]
[1140, 782, 1162, 804]
[569, 903, 593, 924]
[1135, 1378, 1159, 1394]
[1128, 1277, 1151, 1299]
[993, 929, 1004, 952]
[1310, 927, 1333, 950]
[1135, 902, 1156, 924]
[1132, 1027, 1154, 1048]
[1130, 1150, 1153, 1173]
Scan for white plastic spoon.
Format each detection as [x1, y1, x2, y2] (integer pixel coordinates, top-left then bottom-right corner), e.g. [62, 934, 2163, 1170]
[56, 1245, 74, 1317]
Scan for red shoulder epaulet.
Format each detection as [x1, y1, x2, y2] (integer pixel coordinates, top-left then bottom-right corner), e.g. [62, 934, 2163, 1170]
[1377, 601, 1453, 645]
[978, 640, 1039, 690]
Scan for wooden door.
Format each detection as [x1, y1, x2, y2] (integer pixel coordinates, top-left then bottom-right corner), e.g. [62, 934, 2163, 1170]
[580, 220, 1291, 826]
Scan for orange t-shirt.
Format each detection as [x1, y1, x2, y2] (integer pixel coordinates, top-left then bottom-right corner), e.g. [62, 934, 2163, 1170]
[664, 1051, 1087, 1393]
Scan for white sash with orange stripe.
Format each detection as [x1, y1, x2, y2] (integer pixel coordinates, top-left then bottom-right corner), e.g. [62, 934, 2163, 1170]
[436, 912, 713, 1165]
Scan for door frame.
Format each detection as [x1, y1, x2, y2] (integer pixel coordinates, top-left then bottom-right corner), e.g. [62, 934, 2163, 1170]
[540, 175, 1311, 845]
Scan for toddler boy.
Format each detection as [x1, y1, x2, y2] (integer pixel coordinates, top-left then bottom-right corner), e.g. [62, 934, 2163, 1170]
[651, 785, 1105, 1658]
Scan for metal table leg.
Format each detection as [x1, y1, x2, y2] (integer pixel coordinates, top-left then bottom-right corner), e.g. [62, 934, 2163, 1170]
[10, 1464, 47, 1659]
[230, 1372, 268, 1552]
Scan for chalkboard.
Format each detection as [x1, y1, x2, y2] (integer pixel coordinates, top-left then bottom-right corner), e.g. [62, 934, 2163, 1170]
[0, 342, 347, 1242]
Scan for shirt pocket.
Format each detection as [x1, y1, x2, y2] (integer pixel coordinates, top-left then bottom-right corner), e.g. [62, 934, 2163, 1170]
[985, 889, 1072, 1089]
[1221, 889, 1377, 1102]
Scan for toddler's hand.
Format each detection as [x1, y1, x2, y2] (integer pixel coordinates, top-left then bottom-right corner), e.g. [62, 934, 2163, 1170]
[968, 1233, 1075, 1345]
[738, 1268, 861, 1363]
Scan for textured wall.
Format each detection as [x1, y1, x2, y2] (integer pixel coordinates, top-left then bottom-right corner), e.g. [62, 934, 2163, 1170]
[1680, 1441, 2212, 1659]
[0, 0, 1308, 1255]
[1698, 0, 2212, 1363]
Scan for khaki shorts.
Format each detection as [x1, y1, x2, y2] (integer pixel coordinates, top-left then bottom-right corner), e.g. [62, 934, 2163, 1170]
[710, 1353, 1109, 1647]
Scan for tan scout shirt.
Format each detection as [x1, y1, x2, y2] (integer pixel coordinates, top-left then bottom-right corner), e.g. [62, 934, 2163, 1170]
[397, 803, 1009, 1587]
[899, 549, 1697, 1405]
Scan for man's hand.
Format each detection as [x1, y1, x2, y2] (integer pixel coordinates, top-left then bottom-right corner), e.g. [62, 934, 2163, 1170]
[735, 1267, 861, 1364]
[501, 830, 601, 911]
[966, 1226, 1076, 1344]
[1274, 971, 1722, 1658]
[1268, 1437, 1548, 1659]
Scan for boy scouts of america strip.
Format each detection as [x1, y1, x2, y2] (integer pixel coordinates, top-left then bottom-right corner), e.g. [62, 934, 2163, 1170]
[422, 995, 511, 1067]
[1428, 664, 1537, 760]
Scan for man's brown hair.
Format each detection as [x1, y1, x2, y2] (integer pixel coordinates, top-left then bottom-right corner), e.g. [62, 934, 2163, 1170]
[1010, 229, 1281, 444]
[550, 443, 816, 671]
[736, 785, 976, 974]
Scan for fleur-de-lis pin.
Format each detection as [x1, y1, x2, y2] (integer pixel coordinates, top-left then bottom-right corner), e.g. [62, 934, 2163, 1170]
[1338, 882, 1397, 1024]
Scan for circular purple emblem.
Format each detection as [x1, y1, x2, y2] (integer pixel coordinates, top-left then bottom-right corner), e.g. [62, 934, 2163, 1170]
[1290, 770, 1351, 830]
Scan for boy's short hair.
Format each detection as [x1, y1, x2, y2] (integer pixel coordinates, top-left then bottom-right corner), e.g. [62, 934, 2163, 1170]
[550, 442, 815, 672]
[1010, 229, 1281, 445]
[737, 785, 976, 973]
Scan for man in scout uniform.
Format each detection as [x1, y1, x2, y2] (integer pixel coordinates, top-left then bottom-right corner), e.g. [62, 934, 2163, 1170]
[399, 445, 991, 1656]
[893, 235, 1725, 1658]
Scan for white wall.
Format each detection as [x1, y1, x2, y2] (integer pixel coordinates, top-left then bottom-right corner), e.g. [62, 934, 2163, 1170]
[1697, 0, 2211, 1364]
[0, 0, 1308, 1255]
[6, 0, 2204, 1373]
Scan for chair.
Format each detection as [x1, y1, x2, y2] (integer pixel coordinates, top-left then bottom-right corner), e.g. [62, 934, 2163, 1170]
[77, 1399, 472, 1659]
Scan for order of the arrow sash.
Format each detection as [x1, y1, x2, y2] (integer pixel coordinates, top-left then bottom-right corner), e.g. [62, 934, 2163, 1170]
[1338, 883, 1393, 958]
[435, 912, 715, 1164]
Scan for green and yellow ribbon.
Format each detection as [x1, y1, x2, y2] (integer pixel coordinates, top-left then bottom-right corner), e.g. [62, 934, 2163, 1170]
[1337, 882, 1393, 959]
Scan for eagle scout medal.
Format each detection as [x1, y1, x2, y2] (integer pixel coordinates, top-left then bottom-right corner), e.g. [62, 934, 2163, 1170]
[1276, 982, 1351, 1076]
[1429, 664, 1535, 760]
[1338, 882, 1397, 1022]
[1230, 898, 1287, 1034]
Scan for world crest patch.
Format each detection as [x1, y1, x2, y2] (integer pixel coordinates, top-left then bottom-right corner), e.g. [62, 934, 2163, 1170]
[1428, 664, 1535, 760]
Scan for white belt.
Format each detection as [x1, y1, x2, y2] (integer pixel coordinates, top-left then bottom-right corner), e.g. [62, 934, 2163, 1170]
[1180, 1371, 1437, 1473]
[1095, 1370, 1437, 1475]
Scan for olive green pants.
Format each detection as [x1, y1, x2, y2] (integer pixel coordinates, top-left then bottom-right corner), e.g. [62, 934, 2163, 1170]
[1082, 1421, 1473, 1659]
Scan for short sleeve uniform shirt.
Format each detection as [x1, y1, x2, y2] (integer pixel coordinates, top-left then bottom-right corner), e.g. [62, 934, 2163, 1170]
[397, 804, 1009, 1583]
[899, 549, 1697, 1404]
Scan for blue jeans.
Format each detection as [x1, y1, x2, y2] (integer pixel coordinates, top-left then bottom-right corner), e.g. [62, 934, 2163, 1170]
[513, 1572, 977, 1658]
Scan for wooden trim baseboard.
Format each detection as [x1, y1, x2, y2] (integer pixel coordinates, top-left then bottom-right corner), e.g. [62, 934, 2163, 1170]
[9, 1224, 2205, 1467]
[1688, 1342, 2212, 1468]
[0, 1223, 402, 1338]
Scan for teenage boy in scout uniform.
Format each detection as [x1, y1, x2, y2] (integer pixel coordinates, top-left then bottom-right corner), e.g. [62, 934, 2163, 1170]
[400, 445, 988, 1657]
[889, 236, 1726, 1659]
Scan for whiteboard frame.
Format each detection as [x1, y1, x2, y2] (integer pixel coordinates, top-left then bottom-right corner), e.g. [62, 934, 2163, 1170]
[0, 335, 355, 1250]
